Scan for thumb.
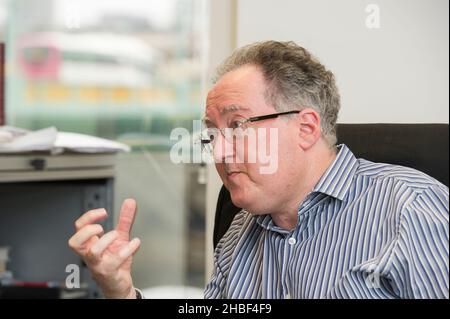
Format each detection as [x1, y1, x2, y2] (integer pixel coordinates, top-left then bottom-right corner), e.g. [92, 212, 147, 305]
[116, 198, 137, 239]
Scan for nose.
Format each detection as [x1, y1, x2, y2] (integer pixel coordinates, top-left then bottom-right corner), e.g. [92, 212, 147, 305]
[213, 130, 235, 163]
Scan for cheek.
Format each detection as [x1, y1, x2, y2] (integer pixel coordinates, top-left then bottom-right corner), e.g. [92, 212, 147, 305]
[254, 137, 295, 183]
[241, 163, 259, 184]
[215, 163, 227, 181]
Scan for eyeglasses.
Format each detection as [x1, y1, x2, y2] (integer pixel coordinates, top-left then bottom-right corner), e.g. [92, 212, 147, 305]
[197, 110, 300, 154]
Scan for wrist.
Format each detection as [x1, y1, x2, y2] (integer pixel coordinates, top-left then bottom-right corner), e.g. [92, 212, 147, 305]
[102, 285, 136, 299]
[125, 287, 137, 299]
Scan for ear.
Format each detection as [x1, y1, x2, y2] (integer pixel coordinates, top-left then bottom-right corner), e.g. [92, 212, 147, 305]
[296, 108, 321, 150]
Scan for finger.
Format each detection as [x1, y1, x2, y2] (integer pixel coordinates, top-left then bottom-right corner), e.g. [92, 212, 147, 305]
[69, 224, 104, 249]
[75, 208, 108, 231]
[85, 230, 119, 263]
[116, 199, 137, 239]
[110, 238, 141, 269]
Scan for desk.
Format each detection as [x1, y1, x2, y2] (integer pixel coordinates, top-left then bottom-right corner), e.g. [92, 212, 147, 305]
[0, 152, 116, 298]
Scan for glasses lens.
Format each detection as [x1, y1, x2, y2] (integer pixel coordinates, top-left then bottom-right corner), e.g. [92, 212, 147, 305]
[202, 142, 213, 157]
[199, 125, 248, 150]
[201, 128, 218, 143]
[199, 128, 218, 155]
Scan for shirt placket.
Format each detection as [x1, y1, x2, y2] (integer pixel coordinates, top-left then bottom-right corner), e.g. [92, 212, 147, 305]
[282, 193, 324, 298]
[280, 228, 300, 299]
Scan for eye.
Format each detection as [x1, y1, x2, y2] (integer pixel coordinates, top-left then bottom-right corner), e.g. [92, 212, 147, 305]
[201, 128, 217, 143]
[230, 119, 244, 129]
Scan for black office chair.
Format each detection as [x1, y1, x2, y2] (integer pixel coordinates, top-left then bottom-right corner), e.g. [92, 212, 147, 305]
[213, 123, 449, 248]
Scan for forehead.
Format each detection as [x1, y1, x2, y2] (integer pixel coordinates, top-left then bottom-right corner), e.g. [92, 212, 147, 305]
[205, 65, 269, 117]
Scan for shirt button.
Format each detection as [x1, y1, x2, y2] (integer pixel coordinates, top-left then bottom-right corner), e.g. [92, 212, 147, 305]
[288, 237, 296, 245]
[285, 293, 291, 299]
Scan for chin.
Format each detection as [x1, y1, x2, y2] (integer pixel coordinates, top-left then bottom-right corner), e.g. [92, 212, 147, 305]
[229, 187, 266, 215]
[228, 185, 249, 208]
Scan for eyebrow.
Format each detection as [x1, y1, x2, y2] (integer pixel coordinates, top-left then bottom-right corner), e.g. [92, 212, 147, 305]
[202, 104, 250, 127]
[202, 117, 215, 127]
[219, 104, 250, 115]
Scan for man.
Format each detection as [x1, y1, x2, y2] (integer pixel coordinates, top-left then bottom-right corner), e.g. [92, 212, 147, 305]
[69, 41, 449, 299]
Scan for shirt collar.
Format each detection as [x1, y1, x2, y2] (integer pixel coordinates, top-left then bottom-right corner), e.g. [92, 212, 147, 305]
[311, 144, 359, 201]
[255, 213, 291, 235]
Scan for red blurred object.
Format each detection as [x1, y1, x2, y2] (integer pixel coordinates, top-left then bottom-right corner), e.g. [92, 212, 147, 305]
[0, 43, 4, 125]
[18, 34, 60, 81]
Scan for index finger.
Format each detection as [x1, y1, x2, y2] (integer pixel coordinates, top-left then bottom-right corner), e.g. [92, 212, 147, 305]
[116, 198, 137, 239]
[75, 208, 108, 231]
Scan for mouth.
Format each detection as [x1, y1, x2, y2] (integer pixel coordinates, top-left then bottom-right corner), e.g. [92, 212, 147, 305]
[225, 170, 245, 184]
[224, 165, 247, 183]
[227, 171, 241, 177]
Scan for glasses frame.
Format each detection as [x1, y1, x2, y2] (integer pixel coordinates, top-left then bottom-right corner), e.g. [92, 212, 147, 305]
[199, 110, 301, 148]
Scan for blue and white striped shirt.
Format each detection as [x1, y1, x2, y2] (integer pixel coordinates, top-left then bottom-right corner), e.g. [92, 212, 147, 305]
[205, 144, 449, 299]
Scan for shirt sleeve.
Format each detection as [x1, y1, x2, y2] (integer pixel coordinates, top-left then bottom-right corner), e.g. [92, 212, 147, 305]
[134, 287, 145, 299]
[388, 185, 449, 298]
[203, 209, 248, 299]
[204, 257, 227, 299]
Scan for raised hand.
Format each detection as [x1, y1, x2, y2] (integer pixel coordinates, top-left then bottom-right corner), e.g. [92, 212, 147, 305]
[68, 199, 141, 298]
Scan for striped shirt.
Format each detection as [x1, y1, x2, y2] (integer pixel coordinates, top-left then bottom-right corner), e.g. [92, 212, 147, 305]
[204, 144, 449, 299]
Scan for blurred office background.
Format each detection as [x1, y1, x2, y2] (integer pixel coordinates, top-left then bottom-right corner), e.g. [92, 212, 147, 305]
[1, 0, 209, 296]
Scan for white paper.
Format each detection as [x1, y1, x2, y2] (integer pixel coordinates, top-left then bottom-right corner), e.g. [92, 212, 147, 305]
[54, 132, 130, 153]
[0, 126, 130, 154]
[0, 126, 57, 153]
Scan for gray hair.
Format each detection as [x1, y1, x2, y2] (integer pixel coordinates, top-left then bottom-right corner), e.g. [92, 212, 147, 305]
[213, 41, 341, 146]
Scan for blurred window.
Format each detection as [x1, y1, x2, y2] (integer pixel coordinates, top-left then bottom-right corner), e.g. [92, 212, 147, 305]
[5, 0, 208, 295]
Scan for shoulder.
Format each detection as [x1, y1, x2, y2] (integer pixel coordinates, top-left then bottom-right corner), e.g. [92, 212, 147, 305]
[213, 209, 255, 267]
[356, 158, 448, 194]
[354, 159, 448, 230]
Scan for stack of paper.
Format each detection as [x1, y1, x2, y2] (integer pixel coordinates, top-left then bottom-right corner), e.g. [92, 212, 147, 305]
[0, 126, 57, 153]
[0, 126, 130, 154]
[54, 131, 130, 153]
